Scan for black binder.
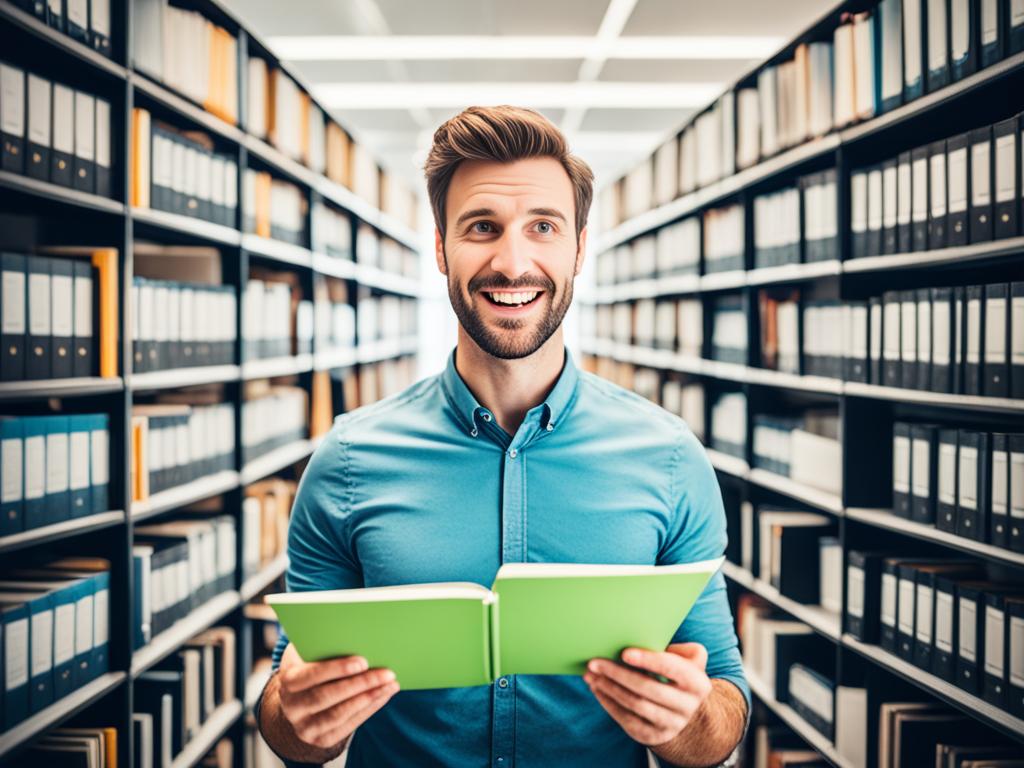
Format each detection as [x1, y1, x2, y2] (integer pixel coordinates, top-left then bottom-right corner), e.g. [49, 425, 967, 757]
[992, 116, 1018, 239]
[65, 0, 89, 45]
[901, 290, 918, 389]
[984, 282, 1010, 396]
[968, 126, 993, 242]
[936, 428, 959, 533]
[851, 169, 868, 258]
[50, 83, 74, 188]
[946, 132, 969, 246]
[964, 284, 985, 395]
[870, 296, 884, 384]
[930, 286, 954, 392]
[1, 253, 26, 381]
[882, 159, 898, 254]
[72, 90, 95, 194]
[956, 429, 990, 542]
[897, 151, 913, 252]
[950, 0, 978, 81]
[49, 257, 73, 379]
[72, 259, 93, 377]
[980, 0, 1005, 66]
[915, 287, 932, 390]
[927, 139, 948, 250]
[1012, 0, 1024, 53]
[990, 433, 1010, 549]
[894, 421, 913, 518]
[0, 63, 25, 175]
[94, 98, 110, 198]
[1013, 282, 1024, 398]
[883, 290, 902, 387]
[845, 550, 887, 642]
[1010, 435, 1024, 553]
[904, 0, 927, 101]
[926, 0, 950, 92]
[953, 285, 966, 394]
[911, 145, 930, 251]
[911, 423, 938, 524]
[25, 255, 51, 380]
[867, 166, 883, 257]
[25, 73, 50, 182]
[1007, 596, 1024, 717]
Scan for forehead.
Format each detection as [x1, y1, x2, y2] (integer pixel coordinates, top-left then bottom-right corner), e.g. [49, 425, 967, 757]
[446, 157, 574, 220]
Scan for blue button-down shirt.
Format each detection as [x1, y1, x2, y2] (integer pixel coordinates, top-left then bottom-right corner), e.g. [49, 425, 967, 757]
[263, 347, 749, 767]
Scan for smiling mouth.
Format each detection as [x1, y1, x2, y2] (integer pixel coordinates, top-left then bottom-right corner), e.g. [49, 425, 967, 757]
[481, 290, 544, 308]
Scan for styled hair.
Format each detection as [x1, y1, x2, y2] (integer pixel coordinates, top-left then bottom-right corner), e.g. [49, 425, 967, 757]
[424, 105, 594, 242]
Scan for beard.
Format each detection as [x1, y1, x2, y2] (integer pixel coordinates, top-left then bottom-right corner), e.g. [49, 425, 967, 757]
[448, 268, 574, 360]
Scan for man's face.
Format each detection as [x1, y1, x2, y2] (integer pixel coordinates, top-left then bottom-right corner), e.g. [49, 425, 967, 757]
[436, 156, 587, 360]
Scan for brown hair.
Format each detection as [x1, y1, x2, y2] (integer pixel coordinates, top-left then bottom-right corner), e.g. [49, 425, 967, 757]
[424, 105, 594, 242]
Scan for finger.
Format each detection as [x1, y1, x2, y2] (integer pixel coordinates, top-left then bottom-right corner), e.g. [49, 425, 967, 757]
[282, 668, 396, 721]
[586, 660, 688, 712]
[589, 684, 664, 746]
[303, 681, 400, 745]
[584, 671, 680, 731]
[667, 642, 708, 672]
[280, 654, 370, 693]
[619, 648, 705, 690]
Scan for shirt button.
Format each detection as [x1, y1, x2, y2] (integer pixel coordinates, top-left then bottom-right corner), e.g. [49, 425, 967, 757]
[481, 412, 492, 422]
[498, 677, 509, 688]
[470, 427, 478, 437]
[508, 448, 517, 459]
[545, 423, 554, 432]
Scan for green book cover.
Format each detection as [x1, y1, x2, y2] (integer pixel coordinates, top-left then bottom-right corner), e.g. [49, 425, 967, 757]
[267, 556, 723, 691]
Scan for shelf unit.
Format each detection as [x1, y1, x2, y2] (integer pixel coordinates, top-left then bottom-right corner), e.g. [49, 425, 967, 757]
[0, 0, 422, 765]
[580, 0, 1024, 760]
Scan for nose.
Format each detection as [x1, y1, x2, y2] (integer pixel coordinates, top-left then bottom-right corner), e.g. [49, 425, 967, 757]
[489, 230, 533, 280]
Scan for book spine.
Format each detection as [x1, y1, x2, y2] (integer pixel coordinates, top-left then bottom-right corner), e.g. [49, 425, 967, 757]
[488, 596, 501, 683]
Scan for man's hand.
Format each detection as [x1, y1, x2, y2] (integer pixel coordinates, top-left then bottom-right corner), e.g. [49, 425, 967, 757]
[262, 643, 400, 761]
[583, 642, 713, 747]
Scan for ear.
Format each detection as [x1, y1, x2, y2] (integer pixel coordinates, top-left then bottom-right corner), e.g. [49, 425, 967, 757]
[435, 227, 447, 275]
[573, 226, 588, 276]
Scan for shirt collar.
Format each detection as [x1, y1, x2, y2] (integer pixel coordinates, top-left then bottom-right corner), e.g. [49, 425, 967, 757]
[441, 346, 580, 435]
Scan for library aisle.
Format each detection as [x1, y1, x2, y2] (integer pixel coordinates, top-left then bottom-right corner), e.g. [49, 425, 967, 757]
[1, 0, 1022, 767]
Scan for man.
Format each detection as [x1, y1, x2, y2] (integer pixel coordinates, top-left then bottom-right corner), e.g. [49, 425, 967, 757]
[257, 105, 749, 767]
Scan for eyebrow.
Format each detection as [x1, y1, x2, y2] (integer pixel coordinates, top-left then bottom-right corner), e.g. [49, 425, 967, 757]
[454, 206, 568, 228]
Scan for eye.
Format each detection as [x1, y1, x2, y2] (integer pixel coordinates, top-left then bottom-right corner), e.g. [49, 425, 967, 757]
[472, 221, 494, 233]
[535, 221, 554, 234]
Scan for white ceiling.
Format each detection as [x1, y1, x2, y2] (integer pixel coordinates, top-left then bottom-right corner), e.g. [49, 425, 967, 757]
[221, 0, 828, 194]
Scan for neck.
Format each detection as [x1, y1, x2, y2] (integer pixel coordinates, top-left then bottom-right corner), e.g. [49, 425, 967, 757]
[454, 328, 566, 435]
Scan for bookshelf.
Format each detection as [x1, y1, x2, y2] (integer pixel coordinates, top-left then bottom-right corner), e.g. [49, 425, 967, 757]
[0, 0, 422, 765]
[582, 0, 1024, 761]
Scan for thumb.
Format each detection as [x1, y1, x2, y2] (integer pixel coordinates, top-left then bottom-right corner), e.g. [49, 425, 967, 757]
[667, 642, 708, 672]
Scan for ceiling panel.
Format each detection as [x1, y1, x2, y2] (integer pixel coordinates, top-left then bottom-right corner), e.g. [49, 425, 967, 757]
[378, 0, 610, 36]
[289, 60, 398, 84]
[336, 109, 422, 133]
[405, 59, 582, 82]
[599, 58, 758, 83]
[622, 0, 828, 37]
[580, 108, 690, 132]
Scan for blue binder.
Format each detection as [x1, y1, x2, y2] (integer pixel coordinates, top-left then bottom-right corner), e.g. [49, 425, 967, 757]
[0, 418, 23, 536]
[0, 591, 55, 714]
[68, 414, 92, 518]
[43, 415, 71, 527]
[21, 416, 48, 530]
[0, 601, 30, 728]
[87, 413, 109, 514]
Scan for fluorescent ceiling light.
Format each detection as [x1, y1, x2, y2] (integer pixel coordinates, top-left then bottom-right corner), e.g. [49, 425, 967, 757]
[314, 81, 724, 109]
[266, 35, 782, 61]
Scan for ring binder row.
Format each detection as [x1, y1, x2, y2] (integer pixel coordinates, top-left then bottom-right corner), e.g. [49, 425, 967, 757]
[9, 0, 112, 58]
[850, 113, 1024, 259]
[0, 60, 112, 197]
[601, 0, 1024, 235]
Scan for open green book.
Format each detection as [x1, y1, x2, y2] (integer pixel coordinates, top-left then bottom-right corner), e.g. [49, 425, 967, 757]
[266, 557, 723, 691]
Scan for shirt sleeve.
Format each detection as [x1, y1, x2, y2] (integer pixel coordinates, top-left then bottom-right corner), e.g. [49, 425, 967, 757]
[658, 425, 750, 713]
[255, 424, 364, 760]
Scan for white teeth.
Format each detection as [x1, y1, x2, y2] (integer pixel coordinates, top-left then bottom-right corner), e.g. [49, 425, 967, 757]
[488, 291, 539, 305]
